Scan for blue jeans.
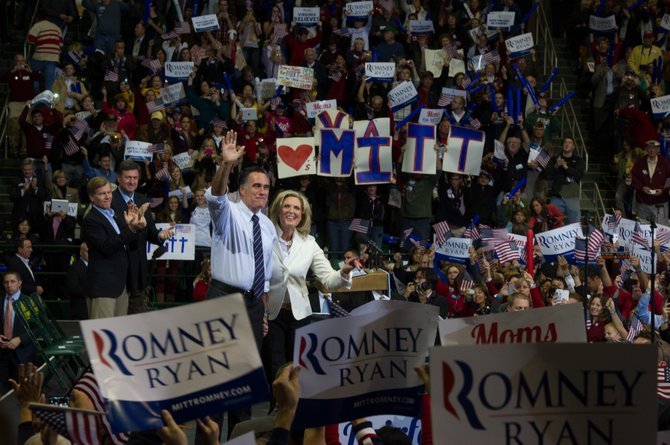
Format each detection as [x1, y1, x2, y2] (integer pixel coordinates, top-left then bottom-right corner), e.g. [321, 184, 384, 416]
[402, 217, 430, 249]
[550, 196, 581, 224]
[327, 220, 352, 255]
[93, 34, 119, 56]
[30, 60, 57, 90]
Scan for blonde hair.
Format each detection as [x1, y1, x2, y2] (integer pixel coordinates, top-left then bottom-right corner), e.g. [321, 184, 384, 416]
[269, 190, 312, 236]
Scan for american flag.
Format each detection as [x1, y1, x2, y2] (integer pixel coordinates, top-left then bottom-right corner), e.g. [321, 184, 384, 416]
[632, 222, 650, 249]
[154, 165, 171, 181]
[618, 259, 633, 288]
[44, 133, 53, 150]
[73, 373, 129, 444]
[459, 270, 475, 293]
[469, 118, 481, 129]
[433, 220, 452, 244]
[104, 70, 119, 82]
[482, 50, 501, 66]
[212, 118, 228, 129]
[142, 58, 162, 73]
[151, 142, 166, 154]
[327, 298, 351, 318]
[63, 136, 80, 156]
[174, 21, 191, 34]
[332, 28, 351, 37]
[587, 227, 605, 257]
[658, 364, 670, 400]
[481, 227, 508, 240]
[272, 24, 288, 42]
[464, 223, 481, 240]
[329, 70, 343, 82]
[532, 147, 552, 169]
[161, 30, 179, 40]
[70, 119, 90, 140]
[495, 240, 519, 263]
[438, 89, 452, 107]
[146, 99, 165, 113]
[29, 403, 103, 445]
[461, 75, 472, 89]
[399, 227, 414, 248]
[574, 238, 589, 262]
[626, 316, 645, 342]
[658, 227, 670, 246]
[606, 214, 622, 232]
[444, 44, 459, 59]
[349, 218, 370, 234]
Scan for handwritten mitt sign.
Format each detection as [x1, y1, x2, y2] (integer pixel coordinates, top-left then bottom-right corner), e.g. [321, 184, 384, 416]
[276, 137, 316, 178]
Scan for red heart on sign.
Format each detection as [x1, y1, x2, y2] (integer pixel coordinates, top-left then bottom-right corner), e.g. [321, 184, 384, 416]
[278, 144, 312, 171]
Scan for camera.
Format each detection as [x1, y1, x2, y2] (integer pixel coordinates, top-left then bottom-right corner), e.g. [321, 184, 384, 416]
[418, 281, 431, 292]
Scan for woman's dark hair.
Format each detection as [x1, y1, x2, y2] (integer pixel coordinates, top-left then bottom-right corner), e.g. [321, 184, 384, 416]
[376, 426, 412, 445]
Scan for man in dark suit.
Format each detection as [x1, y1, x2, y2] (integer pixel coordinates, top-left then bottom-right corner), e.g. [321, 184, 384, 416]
[0, 271, 38, 393]
[4, 238, 42, 296]
[9, 159, 49, 232]
[66, 242, 89, 320]
[83, 176, 144, 319]
[112, 160, 172, 314]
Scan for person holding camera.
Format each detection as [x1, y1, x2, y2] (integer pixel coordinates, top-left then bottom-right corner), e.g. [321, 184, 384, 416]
[405, 268, 449, 319]
[528, 196, 564, 233]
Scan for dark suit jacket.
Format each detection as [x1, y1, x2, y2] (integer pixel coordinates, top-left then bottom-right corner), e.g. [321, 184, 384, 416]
[4, 255, 38, 296]
[1, 293, 38, 363]
[9, 176, 49, 228]
[111, 190, 162, 292]
[66, 258, 89, 320]
[82, 207, 138, 298]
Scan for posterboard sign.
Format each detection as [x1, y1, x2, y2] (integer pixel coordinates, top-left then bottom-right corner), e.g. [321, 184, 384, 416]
[160, 83, 187, 105]
[419, 108, 444, 125]
[365, 62, 395, 82]
[172, 152, 193, 171]
[632, 244, 654, 274]
[505, 32, 534, 58]
[276, 137, 316, 179]
[293, 7, 319, 24]
[439, 304, 586, 346]
[443, 126, 485, 176]
[401, 123, 436, 175]
[486, 11, 515, 29]
[439, 87, 467, 106]
[388, 81, 418, 112]
[661, 14, 670, 31]
[43, 201, 78, 218]
[80, 295, 270, 433]
[30, 90, 55, 107]
[434, 236, 472, 264]
[258, 78, 277, 99]
[651, 94, 670, 119]
[617, 217, 652, 250]
[124, 140, 153, 162]
[306, 100, 337, 118]
[589, 14, 616, 31]
[448, 58, 467, 77]
[168, 186, 193, 199]
[241, 107, 257, 121]
[430, 343, 656, 445]
[424, 49, 447, 77]
[277, 65, 314, 90]
[164, 62, 194, 82]
[292, 300, 438, 428]
[409, 20, 434, 34]
[318, 128, 355, 177]
[345, 1, 373, 17]
[534, 222, 583, 262]
[468, 24, 497, 42]
[192, 14, 220, 32]
[147, 223, 196, 260]
[354, 118, 392, 184]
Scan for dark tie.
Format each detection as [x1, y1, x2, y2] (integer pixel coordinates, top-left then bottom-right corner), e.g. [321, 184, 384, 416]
[251, 214, 264, 299]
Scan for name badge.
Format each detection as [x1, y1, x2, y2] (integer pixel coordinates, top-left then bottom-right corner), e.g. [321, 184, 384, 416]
[515, 163, 524, 170]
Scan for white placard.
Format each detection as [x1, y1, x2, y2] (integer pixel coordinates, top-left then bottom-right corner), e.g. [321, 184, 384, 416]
[534, 222, 584, 261]
[345, 1, 373, 16]
[30, 90, 55, 107]
[617, 217, 652, 250]
[365, 62, 396, 81]
[589, 14, 616, 31]
[293, 7, 319, 24]
[306, 100, 337, 118]
[43, 201, 78, 218]
[448, 58, 467, 77]
[651, 94, 670, 118]
[661, 14, 670, 31]
[486, 11, 515, 29]
[439, 304, 587, 345]
[124, 140, 153, 162]
[434, 236, 472, 264]
[418, 108, 444, 125]
[388, 81, 418, 111]
[172, 152, 194, 171]
[632, 244, 654, 274]
[401, 123, 436, 174]
[146, 223, 196, 260]
[241, 107, 257, 121]
[164, 62, 194, 81]
[277, 65, 314, 90]
[409, 20, 434, 34]
[191, 14, 220, 32]
[354, 118, 393, 184]
[439, 87, 467, 106]
[317, 128, 356, 177]
[160, 83, 187, 105]
[168, 185, 192, 199]
[276, 137, 316, 178]
[430, 344, 656, 444]
[424, 49, 448, 78]
[80, 294, 269, 432]
[443, 126, 485, 176]
[505, 32, 534, 57]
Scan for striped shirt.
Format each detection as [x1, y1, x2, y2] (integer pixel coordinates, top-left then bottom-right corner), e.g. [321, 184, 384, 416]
[28, 20, 63, 62]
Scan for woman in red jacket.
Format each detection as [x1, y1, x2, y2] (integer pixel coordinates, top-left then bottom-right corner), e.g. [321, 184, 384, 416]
[528, 196, 564, 233]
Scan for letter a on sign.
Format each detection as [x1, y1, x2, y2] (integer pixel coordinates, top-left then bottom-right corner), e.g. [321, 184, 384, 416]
[401, 123, 436, 175]
[354, 118, 393, 184]
[443, 126, 485, 176]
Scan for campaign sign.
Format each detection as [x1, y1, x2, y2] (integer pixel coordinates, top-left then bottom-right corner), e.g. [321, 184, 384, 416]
[632, 244, 654, 274]
[43, 201, 78, 218]
[401, 123, 436, 175]
[439, 304, 586, 346]
[434, 237, 472, 264]
[318, 128, 355, 177]
[345, 1, 373, 17]
[172, 152, 193, 171]
[192, 14, 220, 32]
[589, 14, 616, 31]
[617, 217, 652, 250]
[419, 108, 444, 125]
[165, 62, 194, 82]
[424, 49, 447, 77]
[147, 223, 196, 260]
[124, 140, 153, 162]
[30, 90, 55, 107]
[306, 100, 337, 119]
[651, 94, 670, 119]
[661, 14, 670, 31]
[292, 300, 438, 428]
[486, 11, 515, 29]
[276, 137, 316, 179]
[168, 186, 193, 200]
[409, 20, 434, 34]
[443, 126, 485, 176]
[293, 7, 319, 25]
[161, 83, 187, 105]
[388, 81, 418, 112]
[354, 118, 392, 184]
[80, 295, 269, 433]
[341, 416, 422, 445]
[365, 62, 395, 82]
[430, 343, 656, 444]
[277, 65, 314, 90]
[534, 222, 583, 262]
[505, 32, 534, 59]
[439, 87, 467, 106]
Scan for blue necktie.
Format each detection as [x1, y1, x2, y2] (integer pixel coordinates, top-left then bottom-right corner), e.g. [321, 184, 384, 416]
[251, 214, 264, 299]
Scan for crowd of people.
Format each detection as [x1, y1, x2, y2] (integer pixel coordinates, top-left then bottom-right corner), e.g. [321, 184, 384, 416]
[4, 0, 670, 443]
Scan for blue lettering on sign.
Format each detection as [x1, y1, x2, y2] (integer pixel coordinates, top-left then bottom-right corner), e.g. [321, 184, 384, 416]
[320, 129, 355, 175]
[356, 137, 392, 183]
[448, 126, 484, 173]
[407, 124, 435, 172]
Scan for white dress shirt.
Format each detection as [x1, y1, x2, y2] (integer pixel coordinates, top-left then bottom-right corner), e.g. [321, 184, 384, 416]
[190, 205, 213, 247]
[206, 188, 275, 292]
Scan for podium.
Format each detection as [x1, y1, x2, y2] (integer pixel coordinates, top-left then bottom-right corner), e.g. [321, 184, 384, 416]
[315, 270, 391, 295]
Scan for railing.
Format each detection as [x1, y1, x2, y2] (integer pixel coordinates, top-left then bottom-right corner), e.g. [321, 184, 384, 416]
[592, 182, 607, 223]
[0, 93, 9, 159]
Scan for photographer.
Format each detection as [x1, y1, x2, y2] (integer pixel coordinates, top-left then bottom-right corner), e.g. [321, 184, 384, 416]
[405, 268, 449, 319]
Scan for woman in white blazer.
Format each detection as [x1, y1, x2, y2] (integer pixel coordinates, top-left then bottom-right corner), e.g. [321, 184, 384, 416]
[266, 190, 359, 378]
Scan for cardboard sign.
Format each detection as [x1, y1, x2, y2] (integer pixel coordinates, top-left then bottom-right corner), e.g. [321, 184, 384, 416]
[448, 58, 467, 77]
[589, 14, 616, 31]
[293, 7, 319, 24]
[292, 300, 438, 428]
[505, 32, 534, 58]
[354, 118, 392, 184]
[345, 1, 373, 17]
[318, 128, 355, 177]
[388, 81, 418, 112]
[534, 222, 583, 262]
[146, 223, 196, 260]
[443, 126, 485, 176]
[276, 137, 316, 179]
[651, 94, 670, 119]
[439, 87, 467, 106]
[80, 295, 269, 432]
[430, 343, 656, 444]
[160, 83, 187, 105]
[172, 152, 194, 171]
[486, 11, 515, 29]
[365, 62, 396, 82]
[617, 217, 652, 251]
[306, 100, 337, 119]
[419, 108, 444, 125]
[424, 49, 447, 77]
[258, 78, 277, 99]
[401, 123, 436, 175]
[439, 304, 587, 346]
[168, 186, 193, 200]
[192, 14, 220, 32]
[30, 90, 55, 107]
[164, 62, 194, 82]
[124, 140, 153, 162]
[434, 236, 472, 264]
[409, 20, 434, 34]
[277, 65, 314, 90]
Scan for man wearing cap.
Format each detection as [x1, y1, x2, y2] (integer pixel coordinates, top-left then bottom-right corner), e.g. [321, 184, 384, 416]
[632, 140, 670, 224]
[136, 111, 173, 146]
[628, 32, 664, 77]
